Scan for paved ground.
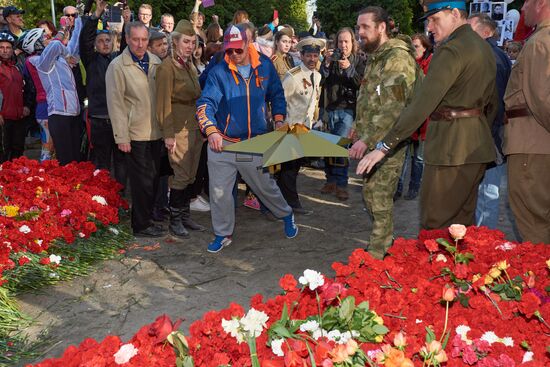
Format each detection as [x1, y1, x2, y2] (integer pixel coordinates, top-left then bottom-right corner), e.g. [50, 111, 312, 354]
[16, 162, 518, 366]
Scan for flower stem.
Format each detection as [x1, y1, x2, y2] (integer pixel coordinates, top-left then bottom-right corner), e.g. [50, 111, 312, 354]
[439, 301, 449, 343]
[315, 291, 323, 331]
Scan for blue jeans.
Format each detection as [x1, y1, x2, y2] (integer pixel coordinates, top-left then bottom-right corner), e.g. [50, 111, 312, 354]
[324, 109, 354, 187]
[475, 163, 505, 229]
[397, 140, 424, 193]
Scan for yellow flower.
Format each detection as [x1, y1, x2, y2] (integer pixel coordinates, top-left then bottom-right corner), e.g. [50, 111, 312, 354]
[546, 259, 550, 269]
[36, 186, 43, 197]
[484, 274, 494, 285]
[375, 335, 384, 343]
[488, 267, 501, 279]
[373, 315, 384, 325]
[75, 183, 81, 190]
[496, 260, 509, 271]
[2, 205, 19, 217]
[472, 274, 481, 283]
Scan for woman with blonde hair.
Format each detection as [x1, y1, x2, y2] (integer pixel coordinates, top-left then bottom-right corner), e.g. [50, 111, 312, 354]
[156, 19, 206, 238]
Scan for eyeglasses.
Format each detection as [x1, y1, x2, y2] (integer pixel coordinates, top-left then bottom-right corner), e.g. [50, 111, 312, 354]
[65, 13, 78, 18]
[225, 48, 244, 56]
[138, 13, 152, 17]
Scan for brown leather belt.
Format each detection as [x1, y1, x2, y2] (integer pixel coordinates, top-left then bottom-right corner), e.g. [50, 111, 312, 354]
[429, 108, 482, 121]
[505, 107, 531, 120]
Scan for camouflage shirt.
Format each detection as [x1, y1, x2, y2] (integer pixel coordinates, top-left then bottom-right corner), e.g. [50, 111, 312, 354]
[354, 38, 419, 149]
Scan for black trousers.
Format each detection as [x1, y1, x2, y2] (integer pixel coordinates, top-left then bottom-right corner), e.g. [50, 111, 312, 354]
[127, 139, 162, 231]
[48, 114, 82, 165]
[190, 141, 209, 198]
[276, 159, 303, 209]
[90, 118, 128, 187]
[1, 119, 26, 162]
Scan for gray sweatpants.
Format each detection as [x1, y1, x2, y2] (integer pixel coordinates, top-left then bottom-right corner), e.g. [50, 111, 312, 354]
[208, 146, 292, 236]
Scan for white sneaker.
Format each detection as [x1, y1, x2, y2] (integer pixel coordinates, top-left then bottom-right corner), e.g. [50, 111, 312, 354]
[191, 196, 210, 212]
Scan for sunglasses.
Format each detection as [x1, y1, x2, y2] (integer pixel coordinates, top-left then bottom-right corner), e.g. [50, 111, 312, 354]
[65, 13, 78, 18]
[225, 48, 244, 56]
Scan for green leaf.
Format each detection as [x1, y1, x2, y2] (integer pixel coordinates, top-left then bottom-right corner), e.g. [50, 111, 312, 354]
[372, 324, 389, 335]
[182, 356, 195, 367]
[339, 296, 356, 323]
[441, 330, 451, 349]
[269, 323, 294, 339]
[436, 238, 456, 253]
[356, 301, 370, 311]
[492, 284, 505, 292]
[425, 326, 436, 343]
[457, 293, 470, 308]
[280, 303, 289, 325]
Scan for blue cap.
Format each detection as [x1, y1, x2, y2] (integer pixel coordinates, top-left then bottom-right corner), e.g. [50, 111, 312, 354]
[420, 1, 467, 21]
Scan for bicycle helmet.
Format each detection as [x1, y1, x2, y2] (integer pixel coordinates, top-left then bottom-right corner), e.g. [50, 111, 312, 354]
[21, 28, 46, 55]
[0, 32, 15, 45]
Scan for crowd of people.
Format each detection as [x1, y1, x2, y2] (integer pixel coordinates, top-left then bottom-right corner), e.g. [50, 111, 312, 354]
[0, 0, 547, 257]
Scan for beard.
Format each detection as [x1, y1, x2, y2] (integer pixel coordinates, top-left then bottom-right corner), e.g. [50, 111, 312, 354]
[362, 33, 382, 54]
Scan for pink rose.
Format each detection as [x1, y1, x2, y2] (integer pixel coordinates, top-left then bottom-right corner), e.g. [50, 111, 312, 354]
[449, 224, 467, 240]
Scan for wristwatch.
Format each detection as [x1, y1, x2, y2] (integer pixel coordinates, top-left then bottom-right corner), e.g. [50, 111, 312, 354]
[375, 141, 390, 154]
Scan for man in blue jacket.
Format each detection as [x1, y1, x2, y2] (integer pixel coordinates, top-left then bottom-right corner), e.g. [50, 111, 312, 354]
[196, 24, 298, 253]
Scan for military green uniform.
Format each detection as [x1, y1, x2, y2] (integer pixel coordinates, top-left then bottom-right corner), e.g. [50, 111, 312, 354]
[382, 24, 498, 229]
[271, 51, 295, 81]
[354, 38, 418, 256]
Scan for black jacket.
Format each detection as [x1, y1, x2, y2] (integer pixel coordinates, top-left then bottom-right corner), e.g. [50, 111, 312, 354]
[79, 16, 116, 117]
[320, 53, 366, 113]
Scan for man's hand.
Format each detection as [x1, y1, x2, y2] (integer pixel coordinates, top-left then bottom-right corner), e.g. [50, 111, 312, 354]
[347, 128, 357, 142]
[165, 137, 176, 154]
[22, 107, 30, 117]
[118, 143, 131, 153]
[273, 17, 280, 27]
[208, 132, 223, 152]
[212, 14, 219, 23]
[338, 57, 351, 70]
[66, 55, 78, 67]
[274, 120, 285, 129]
[349, 140, 368, 160]
[95, 0, 107, 18]
[356, 150, 385, 175]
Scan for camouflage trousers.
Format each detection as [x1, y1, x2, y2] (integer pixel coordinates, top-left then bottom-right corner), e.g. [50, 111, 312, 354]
[362, 145, 406, 258]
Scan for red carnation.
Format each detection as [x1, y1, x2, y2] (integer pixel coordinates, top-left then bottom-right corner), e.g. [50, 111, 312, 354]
[424, 239, 439, 253]
[18, 256, 30, 266]
[279, 274, 298, 292]
[39, 257, 51, 265]
[518, 292, 541, 318]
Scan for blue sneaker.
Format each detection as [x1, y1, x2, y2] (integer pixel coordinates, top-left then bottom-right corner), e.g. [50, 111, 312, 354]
[207, 235, 232, 253]
[283, 213, 298, 239]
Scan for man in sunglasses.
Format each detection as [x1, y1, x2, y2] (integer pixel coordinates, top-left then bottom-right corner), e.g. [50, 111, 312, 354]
[196, 24, 298, 253]
[63, 6, 79, 28]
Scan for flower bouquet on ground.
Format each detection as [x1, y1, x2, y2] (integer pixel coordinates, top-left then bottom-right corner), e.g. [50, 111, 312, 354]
[29, 225, 550, 366]
[0, 157, 131, 366]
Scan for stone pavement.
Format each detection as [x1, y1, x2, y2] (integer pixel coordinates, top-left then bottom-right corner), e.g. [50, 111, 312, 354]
[16, 164, 518, 366]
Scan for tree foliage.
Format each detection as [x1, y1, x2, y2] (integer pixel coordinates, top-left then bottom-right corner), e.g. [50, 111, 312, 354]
[7, 0, 308, 33]
[315, 0, 422, 37]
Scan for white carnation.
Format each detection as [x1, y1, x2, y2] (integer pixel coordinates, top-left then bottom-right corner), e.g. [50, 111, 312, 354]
[500, 337, 514, 347]
[240, 308, 269, 338]
[299, 320, 320, 333]
[92, 195, 108, 206]
[114, 343, 139, 365]
[435, 254, 448, 262]
[271, 338, 285, 357]
[49, 254, 61, 264]
[480, 331, 499, 345]
[221, 318, 244, 343]
[522, 351, 534, 363]
[455, 325, 471, 340]
[19, 225, 31, 234]
[298, 269, 325, 291]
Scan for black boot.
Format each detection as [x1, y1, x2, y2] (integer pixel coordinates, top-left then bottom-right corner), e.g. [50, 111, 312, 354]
[169, 189, 189, 238]
[182, 186, 206, 232]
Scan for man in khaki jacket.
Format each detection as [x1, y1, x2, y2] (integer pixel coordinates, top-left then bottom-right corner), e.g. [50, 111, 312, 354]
[106, 21, 164, 237]
[504, 0, 550, 244]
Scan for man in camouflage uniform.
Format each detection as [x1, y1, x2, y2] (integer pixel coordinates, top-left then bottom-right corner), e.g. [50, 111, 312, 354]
[357, 0, 498, 230]
[349, 6, 418, 258]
